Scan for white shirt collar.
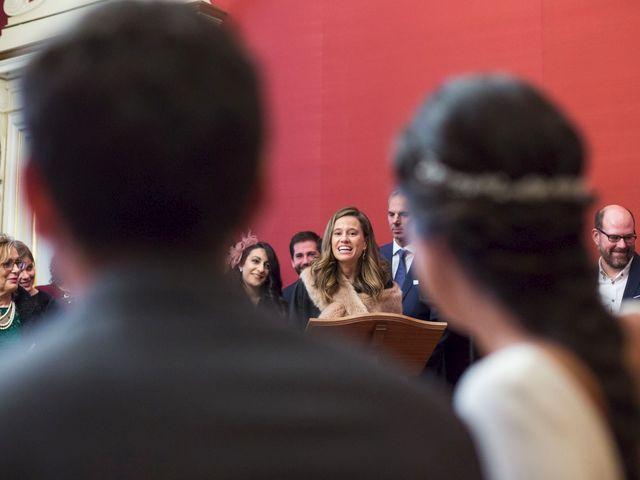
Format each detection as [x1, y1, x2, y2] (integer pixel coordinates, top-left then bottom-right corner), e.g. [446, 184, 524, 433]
[392, 240, 414, 255]
[599, 255, 633, 282]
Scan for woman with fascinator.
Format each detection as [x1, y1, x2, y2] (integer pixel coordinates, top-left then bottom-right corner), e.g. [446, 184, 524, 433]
[395, 73, 639, 479]
[228, 232, 287, 318]
[288, 206, 402, 330]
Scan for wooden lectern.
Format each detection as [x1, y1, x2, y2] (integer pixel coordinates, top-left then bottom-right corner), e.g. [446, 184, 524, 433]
[306, 312, 447, 377]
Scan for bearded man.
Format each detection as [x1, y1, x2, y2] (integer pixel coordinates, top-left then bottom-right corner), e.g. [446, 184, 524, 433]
[593, 204, 640, 313]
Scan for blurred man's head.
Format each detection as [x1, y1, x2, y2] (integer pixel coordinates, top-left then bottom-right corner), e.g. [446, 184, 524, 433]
[593, 205, 637, 273]
[22, 0, 263, 261]
[387, 190, 412, 247]
[288, 231, 321, 275]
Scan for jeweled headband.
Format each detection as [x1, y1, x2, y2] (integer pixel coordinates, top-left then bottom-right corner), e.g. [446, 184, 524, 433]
[414, 157, 592, 203]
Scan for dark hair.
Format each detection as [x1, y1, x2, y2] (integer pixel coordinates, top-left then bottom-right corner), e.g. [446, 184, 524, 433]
[13, 240, 34, 263]
[311, 207, 391, 304]
[595, 205, 636, 231]
[237, 242, 283, 305]
[0, 235, 14, 265]
[288, 231, 321, 259]
[395, 73, 639, 478]
[22, 0, 262, 254]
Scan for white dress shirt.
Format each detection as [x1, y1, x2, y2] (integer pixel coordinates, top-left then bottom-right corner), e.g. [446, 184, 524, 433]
[392, 240, 414, 278]
[598, 256, 633, 314]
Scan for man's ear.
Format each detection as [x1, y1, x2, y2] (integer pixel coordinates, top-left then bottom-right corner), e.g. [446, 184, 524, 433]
[24, 161, 61, 240]
[591, 228, 600, 246]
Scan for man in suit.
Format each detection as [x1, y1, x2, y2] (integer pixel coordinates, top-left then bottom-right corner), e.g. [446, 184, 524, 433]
[380, 190, 433, 321]
[381, 190, 474, 386]
[281, 230, 321, 304]
[0, 2, 482, 478]
[593, 204, 640, 313]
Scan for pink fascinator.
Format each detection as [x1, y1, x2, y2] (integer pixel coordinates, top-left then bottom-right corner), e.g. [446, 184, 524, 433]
[227, 231, 259, 270]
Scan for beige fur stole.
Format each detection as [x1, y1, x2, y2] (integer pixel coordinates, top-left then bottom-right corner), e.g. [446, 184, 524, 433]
[300, 268, 402, 319]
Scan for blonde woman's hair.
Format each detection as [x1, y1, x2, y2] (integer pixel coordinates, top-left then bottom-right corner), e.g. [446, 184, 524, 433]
[0, 235, 14, 265]
[310, 206, 391, 305]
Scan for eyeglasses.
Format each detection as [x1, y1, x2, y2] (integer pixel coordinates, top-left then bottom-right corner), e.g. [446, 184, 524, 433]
[597, 228, 637, 244]
[1, 258, 26, 271]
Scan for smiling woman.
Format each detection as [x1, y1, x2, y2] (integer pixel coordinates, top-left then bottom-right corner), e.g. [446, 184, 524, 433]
[288, 207, 402, 330]
[0, 235, 56, 349]
[0, 238, 22, 345]
[13, 240, 57, 317]
[227, 234, 287, 318]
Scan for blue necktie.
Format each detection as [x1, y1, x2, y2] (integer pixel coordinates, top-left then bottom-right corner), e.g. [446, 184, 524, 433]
[395, 249, 407, 288]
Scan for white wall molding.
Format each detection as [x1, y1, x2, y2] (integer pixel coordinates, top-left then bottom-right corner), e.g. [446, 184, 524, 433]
[0, 0, 108, 54]
[4, 0, 47, 17]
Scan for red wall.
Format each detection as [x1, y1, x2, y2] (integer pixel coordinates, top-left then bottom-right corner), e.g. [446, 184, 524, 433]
[218, 0, 640, 285]
[0, 1, 8, 31]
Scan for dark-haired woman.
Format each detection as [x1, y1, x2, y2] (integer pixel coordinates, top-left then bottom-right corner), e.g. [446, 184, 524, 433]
[289, 206, 401, 330]
[14, 240, 56, 316]
[228, 235, 287, 317]
[395, 73, 639, 479]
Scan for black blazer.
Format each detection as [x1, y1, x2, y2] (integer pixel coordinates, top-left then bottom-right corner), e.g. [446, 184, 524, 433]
[282, 281, 296, 305]
[623, 253, 640, 300]
[380, 242, 433, 320]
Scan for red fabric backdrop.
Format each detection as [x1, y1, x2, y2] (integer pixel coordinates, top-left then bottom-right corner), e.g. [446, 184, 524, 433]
[215, 0, 640, 286]
[5, 1, 634, 286]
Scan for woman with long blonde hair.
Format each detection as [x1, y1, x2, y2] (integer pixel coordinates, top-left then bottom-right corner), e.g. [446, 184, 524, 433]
[289, 206, 401, 329]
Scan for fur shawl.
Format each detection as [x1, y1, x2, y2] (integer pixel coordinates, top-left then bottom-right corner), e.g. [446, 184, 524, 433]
[300, 268, 402, 319]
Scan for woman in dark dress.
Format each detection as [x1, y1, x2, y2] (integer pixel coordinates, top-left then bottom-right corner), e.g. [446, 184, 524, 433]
[228, 233, 287, 318]
[14, 240, 57, 316]
[289, 206, 401, 330]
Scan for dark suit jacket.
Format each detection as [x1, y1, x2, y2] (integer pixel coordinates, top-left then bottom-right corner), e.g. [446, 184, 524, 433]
[282, 281, 296, 305]
[623, 253, 640, 300]
[380, 242, 432, 321]
[0, 263, 482, 479]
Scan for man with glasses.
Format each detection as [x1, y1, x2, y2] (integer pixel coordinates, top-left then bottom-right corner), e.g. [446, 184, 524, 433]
[593, 204, 640, 313]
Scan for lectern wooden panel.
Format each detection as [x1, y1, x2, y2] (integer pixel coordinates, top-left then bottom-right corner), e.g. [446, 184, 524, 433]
[306, 312, 447, 376]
